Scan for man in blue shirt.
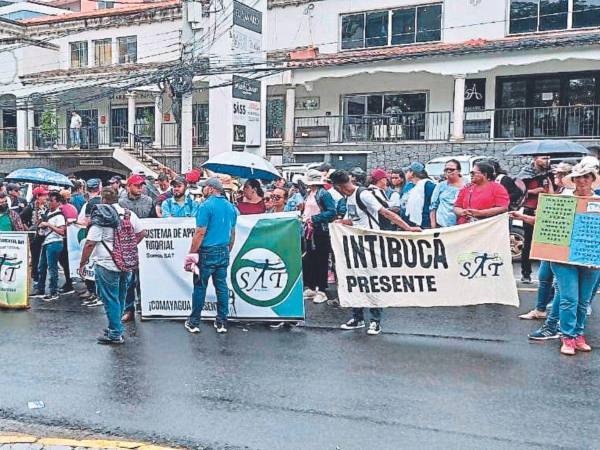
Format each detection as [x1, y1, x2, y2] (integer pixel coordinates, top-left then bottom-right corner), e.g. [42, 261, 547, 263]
[185, 177, 238, 334]
[161, 176, 199, 218]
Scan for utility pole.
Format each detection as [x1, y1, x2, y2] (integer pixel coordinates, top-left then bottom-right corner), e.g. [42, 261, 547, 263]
[180, 0, 194, 173]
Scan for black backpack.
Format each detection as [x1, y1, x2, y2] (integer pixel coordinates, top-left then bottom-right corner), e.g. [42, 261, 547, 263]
[355, 187, 395, 230]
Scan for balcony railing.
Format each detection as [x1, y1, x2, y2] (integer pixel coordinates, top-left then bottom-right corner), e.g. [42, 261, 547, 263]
[161, 122, 209, 148]
[30, 127, 114, 150]
[294, 112, 452, 144]
[0, 128, 17, 151]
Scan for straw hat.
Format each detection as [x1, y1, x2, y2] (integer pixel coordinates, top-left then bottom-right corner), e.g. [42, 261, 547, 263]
[217, 174, 239, 191]
[564, 158, 600, 189]
[304, 169, 326, 186]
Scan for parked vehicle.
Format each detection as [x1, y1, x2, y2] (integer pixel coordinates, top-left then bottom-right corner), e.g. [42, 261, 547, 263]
[425, 155, 489, 183]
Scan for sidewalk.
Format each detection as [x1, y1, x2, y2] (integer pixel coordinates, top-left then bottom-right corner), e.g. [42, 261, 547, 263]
[0, 433, 178, 450]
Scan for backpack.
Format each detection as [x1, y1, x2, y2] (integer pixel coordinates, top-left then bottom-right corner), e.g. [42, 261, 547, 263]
[496, 174, 527, 211]
[355, 187, 395, 230]
[102, 209, 139, 272]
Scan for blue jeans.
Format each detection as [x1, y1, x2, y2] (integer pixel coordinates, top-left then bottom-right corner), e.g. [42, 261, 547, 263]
[545, 282, 560, 333]
[124, 270, 139, 313]
[95, 265, 132, 339]
[188, 245, 230, 327]
[535, 261, 554, 311]
[36, 241, 63, 295]
[352, 307, 382, 323]
[551, 262, 600, 338]
[70, 128, 80, 146]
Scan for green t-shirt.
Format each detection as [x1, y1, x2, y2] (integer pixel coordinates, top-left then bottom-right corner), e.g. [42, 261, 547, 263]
[0, 213, 13, 232]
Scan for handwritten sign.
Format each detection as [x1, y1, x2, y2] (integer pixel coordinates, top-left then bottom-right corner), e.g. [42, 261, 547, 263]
[531, 194, 600, 268]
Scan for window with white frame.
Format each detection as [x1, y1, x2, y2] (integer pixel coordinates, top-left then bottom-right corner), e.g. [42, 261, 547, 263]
[70, 41, 88, 68]
[118, 36, 137, 63]
[509, 0, 600, 34]
[97, 1, 114, 9]
[341, 4, 442, 50]
[94, 38, 112, 66]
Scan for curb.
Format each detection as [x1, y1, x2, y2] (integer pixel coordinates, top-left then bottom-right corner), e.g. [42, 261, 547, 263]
[0, 434, 180, 449]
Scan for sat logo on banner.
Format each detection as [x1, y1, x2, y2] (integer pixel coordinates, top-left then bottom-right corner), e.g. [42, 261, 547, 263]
[139, 213, 304, 321]
[0, 233, 30, 309]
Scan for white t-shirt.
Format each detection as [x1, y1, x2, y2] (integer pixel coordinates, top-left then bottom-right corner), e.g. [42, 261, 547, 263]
[344, 188, 383, 230]
[86, 204, 143, 271]
[70, 114, 82, 129]
[42, 209, 66, 246]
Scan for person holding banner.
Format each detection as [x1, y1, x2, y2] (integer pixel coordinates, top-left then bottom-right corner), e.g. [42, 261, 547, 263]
[185, 177, 238, 335]
[329, 170, 421, 335]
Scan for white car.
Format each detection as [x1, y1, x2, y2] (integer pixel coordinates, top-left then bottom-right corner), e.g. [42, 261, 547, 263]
[425, 155, 489, 184]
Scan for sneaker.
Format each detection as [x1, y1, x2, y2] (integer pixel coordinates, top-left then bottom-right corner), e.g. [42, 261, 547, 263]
[85, 298, 103, 307]
[560, 337, 577, 356]
[313, 291, 328, 304]
[216, 322, 228, 334]
[528, 325, 560, 340]
[97, 335, 124, 345]
[367, 320, 381, 336]
[30, 289, 45, 298]
[519, 309, 547, 320]
[269, 321, 286, 330]
[59, 285, 75, 295]
[81, 295, 96, 306]
[521, 276, 532, 284]
[574, 335, 592, 352]
[42, 293, 60, 302]
[303, 288, 317, 299]
[184, 321, 200, 334]
[340, 318, 365, 330]
[326, 298, 340, 307]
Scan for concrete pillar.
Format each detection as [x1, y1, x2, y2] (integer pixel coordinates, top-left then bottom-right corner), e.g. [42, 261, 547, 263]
[181, 92, 193, 172]
[451, 75, 466, 141]
[154, 95, 162, 148]
[127, 92, 136, 147]
[283, 86, 296, 146]
[16, 108, 28, 151]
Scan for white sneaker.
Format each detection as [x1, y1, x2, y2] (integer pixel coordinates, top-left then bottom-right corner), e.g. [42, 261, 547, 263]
[340, 318, 365, 330]
[367, 320, 381, 335]
[313, 291, 328, 304]
[303, 288, 317, 299]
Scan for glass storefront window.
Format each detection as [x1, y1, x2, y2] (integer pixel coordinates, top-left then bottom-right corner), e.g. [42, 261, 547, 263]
[573, 0, 600, 28]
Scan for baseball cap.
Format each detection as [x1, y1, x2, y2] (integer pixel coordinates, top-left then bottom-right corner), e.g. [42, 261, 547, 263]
[199, 177, 223, 191]
[157, 172, 170, 182]
[87, 178, 101, 190]
[404, 162, 426, 173]
[108, 175, 122, 184]
[32, 187, 49, 197]
[185, 169, 201, 184]
[127, 175, 146, 186]
[370, 168, 389, 182]
[170, 175, 187, 186]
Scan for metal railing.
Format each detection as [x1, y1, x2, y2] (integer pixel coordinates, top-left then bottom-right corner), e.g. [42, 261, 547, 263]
[29, 127, 113, 150]
[193, 122, 208, 147]
[0, 127, 17, 151]
[266, 123, 284, 140]
[293, 112, 451, 144]
[465, 105, 600, 140]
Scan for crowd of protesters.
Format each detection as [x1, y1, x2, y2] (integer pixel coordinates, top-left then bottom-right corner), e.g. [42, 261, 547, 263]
[0, 154, 598, 353]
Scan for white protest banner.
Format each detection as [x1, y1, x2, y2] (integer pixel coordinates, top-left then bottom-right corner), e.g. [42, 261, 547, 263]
[139, 213, 304, 320]
[330, 214, 519, 308]
[66, 224, 95, 280]
[0, 232, 30, 309]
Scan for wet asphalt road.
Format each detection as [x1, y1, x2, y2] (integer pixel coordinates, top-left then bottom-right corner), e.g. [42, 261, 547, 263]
[1, 284, 600, 450]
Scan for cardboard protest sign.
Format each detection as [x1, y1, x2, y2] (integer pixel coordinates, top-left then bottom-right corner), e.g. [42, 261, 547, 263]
[531, 194, 600, 268]
[330, 214, 519, 308]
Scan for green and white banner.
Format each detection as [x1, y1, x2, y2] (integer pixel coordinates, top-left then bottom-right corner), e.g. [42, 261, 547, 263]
[0, 232, 30, 309]
[67, 224, 95, 280]
[139, 213, 304, 320]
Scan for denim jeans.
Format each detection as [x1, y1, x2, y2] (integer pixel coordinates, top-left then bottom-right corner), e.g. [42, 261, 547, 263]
[551, 262, 600, 338]
[535, 261, 554, 311]
[36, 241, 63, 295]
[545, 282, 560, 333]
[95, 265, 132, 339]
[188, 245, 230, 327]
[352, 307, 382, 323]
[124, 270, 139, 313]
[70, 128, 80, 146]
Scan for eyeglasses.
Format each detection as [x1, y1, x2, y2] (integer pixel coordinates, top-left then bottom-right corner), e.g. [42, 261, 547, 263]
[444, 168, 458, 173]
[271, 195, 283, 200]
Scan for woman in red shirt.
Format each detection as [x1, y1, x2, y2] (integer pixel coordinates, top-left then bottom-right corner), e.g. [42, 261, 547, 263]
[454, 161, 510, 225]
[236, 179, 266, 215]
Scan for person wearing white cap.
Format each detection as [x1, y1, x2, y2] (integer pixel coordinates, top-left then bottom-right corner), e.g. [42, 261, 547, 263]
[300, 169, 337, 304]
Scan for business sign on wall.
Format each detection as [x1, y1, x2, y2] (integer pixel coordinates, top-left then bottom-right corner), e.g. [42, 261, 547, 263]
[232, 0, 262, 63]
[232, 75, 261, 146]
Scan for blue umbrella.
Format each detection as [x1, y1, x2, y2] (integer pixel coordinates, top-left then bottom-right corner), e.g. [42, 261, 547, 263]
[6, 167, 73, 187]
[201, 151, 281, 181]
[506, 140, 592, 156]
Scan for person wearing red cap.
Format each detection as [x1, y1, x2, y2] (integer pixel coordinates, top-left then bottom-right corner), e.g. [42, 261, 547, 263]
[367, 168, 395, 230]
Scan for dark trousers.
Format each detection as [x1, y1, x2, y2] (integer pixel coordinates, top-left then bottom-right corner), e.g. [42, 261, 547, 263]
[58, 238, 72, 288]
[302, 232, 331, 293]
[521, 207, 535, 278]
[124, 270, 140, 313]
[30, 237, 43, 282]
